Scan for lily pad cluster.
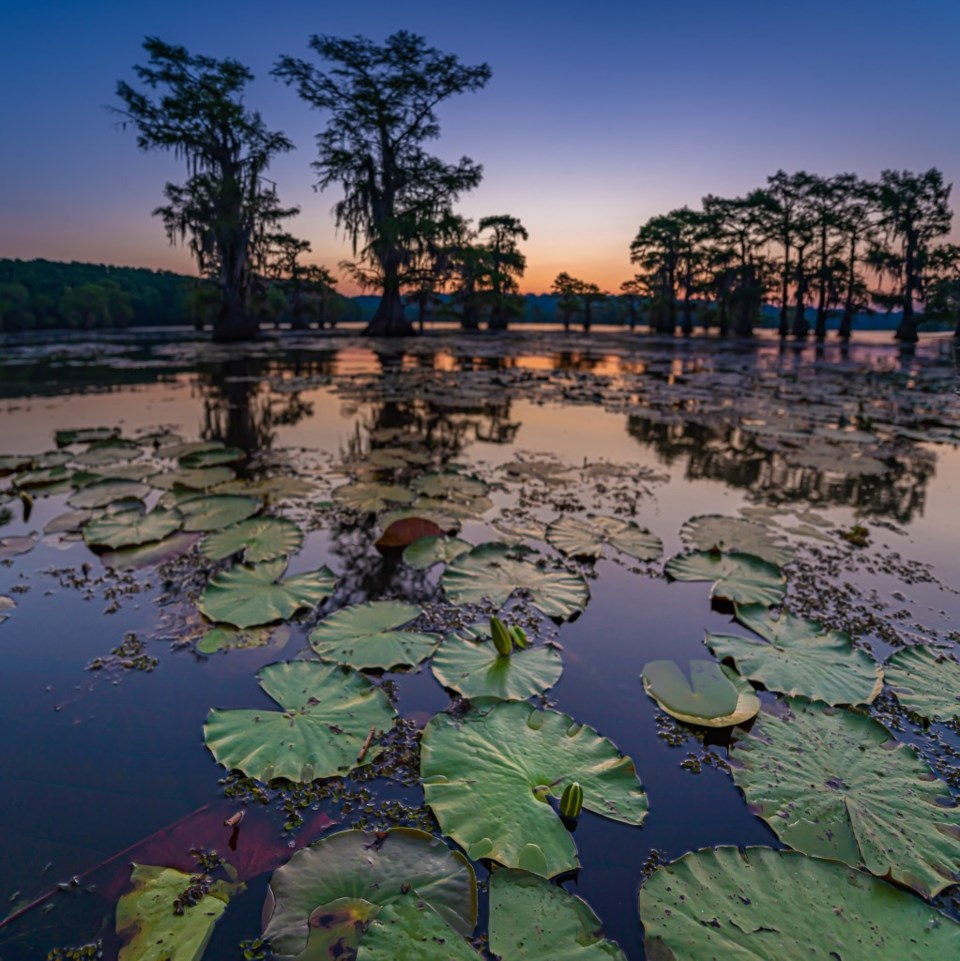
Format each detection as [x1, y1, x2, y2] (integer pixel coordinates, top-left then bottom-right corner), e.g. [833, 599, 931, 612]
[8, 411, 959, 960]
[261, 828, 627, 961]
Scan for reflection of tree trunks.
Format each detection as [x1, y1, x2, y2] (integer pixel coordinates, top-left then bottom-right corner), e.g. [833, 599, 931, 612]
[626, 413, 933, 523]
[214, 299, 258, 342]
[200, 354, 324, 451]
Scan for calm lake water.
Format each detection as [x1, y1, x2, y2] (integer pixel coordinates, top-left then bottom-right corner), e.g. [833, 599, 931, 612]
[1, 328, 958, 959]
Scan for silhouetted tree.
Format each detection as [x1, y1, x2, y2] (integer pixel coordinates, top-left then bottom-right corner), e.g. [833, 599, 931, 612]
[578, 281, 605, 332]
[870, 169, 953, 343]
[116, 38, 294, 341]
[630, 214, 682, 333]
[833, 174, 877, 341]
[480, 215, 528, 331]
[551, 273, 582, 331]
[761, 171, 811, 337]
[925, 244, 960, 336]
[275, 32, 491, 337]
[619, 277, 646, 330]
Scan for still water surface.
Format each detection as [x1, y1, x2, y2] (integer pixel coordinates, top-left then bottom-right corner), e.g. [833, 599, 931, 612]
[1, 329, 959, 958]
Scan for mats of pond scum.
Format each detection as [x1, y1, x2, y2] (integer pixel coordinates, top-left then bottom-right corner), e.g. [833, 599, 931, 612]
[0, 329, 959, 959]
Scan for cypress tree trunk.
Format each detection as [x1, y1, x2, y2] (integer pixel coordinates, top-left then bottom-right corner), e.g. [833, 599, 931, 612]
[779, 236, 790, 338]
[488, 307, 509, 331]
[365, 249, 413, 336]
[894, 232, 919, 343]
[792, 255, 809, 339]
[815, 224, 828, 342]
[839, 235, 856, 341]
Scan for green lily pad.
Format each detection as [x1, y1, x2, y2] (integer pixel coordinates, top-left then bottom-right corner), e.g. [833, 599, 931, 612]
[83, 509, 183, 551]
[431, 629, 563, 701]
[402, 536, 472, 569]
[197, 624, 290, 654]
[680, 514, 795, 566]
[706, 604, 883, 706]
[421, 700, 647, 878]
[150, 466, 236, 491]
[263, 827, 477, 961]
[12, 464, 73, 492]
[0, 533, 39, 559]
[364, 447, 424, 469]
[197, 560, 335, 628]
[116, 863, 232, 961]
[178, 494, 262, 532]
[730, 698, 960, 898]
[157, 440, 220, 459]
[333, 482, 415, 513]
[179, 446, 245, 468]
[885, 645, 960, 721]
[100, 532, 201, 570]
[639, 846, 960, 961]
[72, 441, 143, 468]
[0, 595, 15, 625]
[664, 550, 786, 607]
[641, 659, 759, 727]
[546, 515, 663, 562]
[67, 479, 151, 509]
[489, 868, 627, 961]
[204, 660, 396, 782]
[357, 897, 482, 961]
[56, 427, 120, 447]
[412, 472, 489, 501]
[211, 476, 317, 499]
[308, 601, 439, 671]
[442, 543, 589, 620]
[201, 516, 303, 563]
[415, 493, 493, 519]
[0, 454, 32, 475]
[44, 509, 93, 534]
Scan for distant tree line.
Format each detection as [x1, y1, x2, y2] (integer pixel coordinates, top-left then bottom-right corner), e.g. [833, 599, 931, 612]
[0, 258, 357, 333]
[623, 170, 960, 343]
[0, 259, 188, 331]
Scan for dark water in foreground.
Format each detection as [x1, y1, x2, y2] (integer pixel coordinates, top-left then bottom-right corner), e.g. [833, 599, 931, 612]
[0, 329, 959, 959]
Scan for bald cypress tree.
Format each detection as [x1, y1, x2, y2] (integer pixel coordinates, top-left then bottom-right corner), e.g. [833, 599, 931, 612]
[275, 32, 491, 337]
[116, 38, 294, 342]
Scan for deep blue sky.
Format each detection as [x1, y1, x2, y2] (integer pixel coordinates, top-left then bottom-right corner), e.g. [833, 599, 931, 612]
[2, 0, 958, 292]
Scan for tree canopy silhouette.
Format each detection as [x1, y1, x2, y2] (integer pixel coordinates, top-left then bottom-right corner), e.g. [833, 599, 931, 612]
[274, 31, 491, 337]
[115, 37, 295, 342]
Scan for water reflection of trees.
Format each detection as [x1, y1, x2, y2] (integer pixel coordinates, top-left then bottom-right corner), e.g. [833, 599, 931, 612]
[197, 353, 333, 451]
[626, 415, 936, 522]
[325, 348, 522, 603]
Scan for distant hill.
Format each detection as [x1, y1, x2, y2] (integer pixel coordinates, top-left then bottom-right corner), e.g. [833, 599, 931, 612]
[0, 258, 191, 330]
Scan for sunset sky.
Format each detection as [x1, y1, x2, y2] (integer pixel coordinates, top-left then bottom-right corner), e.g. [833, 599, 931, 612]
[2, 0, 959, 294]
